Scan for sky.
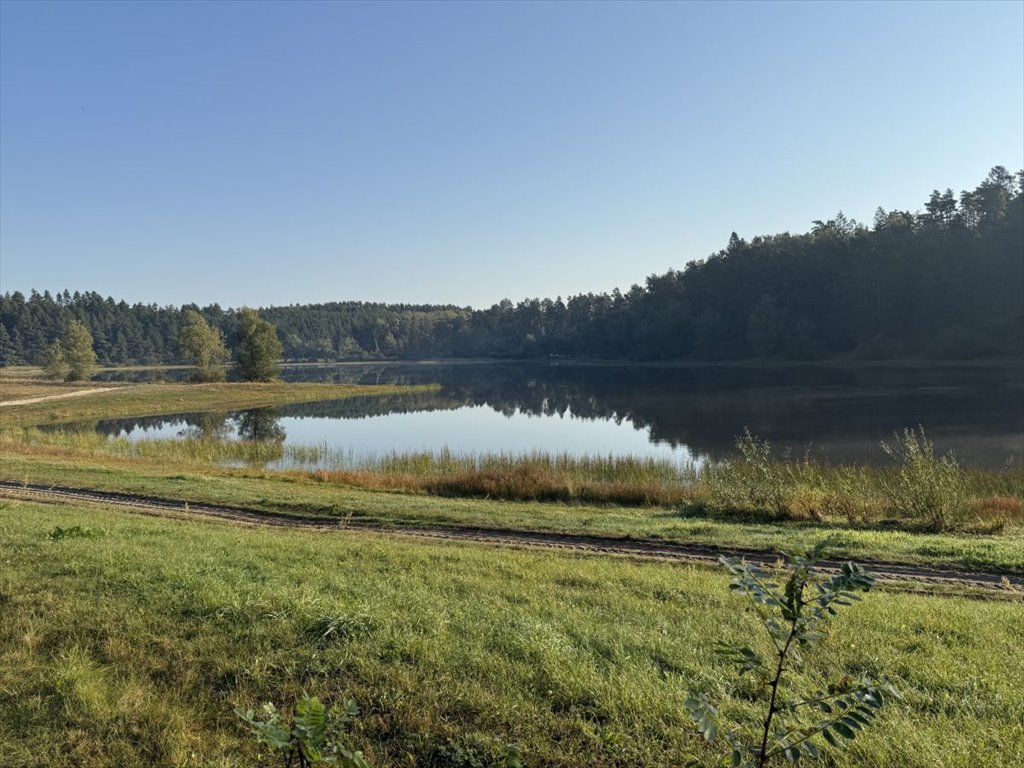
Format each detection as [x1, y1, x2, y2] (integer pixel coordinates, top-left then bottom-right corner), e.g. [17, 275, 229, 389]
[1, 0, 1022, 309]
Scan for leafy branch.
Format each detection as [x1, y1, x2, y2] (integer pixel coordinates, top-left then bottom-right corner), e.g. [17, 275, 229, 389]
[684, 542, 897, 767]
[236, 693, 371, 768]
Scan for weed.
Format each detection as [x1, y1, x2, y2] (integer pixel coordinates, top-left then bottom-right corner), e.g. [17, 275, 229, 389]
[305, 614, 372, 646]
[236, 693, 371, 767]
[880, 427, 968, 532]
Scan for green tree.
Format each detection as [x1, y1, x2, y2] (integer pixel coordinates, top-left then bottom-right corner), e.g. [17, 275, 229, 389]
[178, 309, 229, 382]
[236, 307, 283, 382]
[746, 295, 786, 357]
[0, 324, 24, 366]
[43, 339, 70, 380]
[62, 320, 97, 381]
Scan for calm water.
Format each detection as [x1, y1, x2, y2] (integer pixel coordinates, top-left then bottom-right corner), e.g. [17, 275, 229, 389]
[78, 361, 1024, 468]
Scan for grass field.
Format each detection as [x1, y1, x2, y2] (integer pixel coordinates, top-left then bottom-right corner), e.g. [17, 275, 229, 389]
[1, 499, 1022, 768]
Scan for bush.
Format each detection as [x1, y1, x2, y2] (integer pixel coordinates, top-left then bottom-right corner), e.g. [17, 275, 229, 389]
[704, 431, 820, 520]
[880, 427, 968, 532]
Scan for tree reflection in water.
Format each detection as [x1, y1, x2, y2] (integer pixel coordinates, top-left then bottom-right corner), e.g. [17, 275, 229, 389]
[235, 407, 286, 444]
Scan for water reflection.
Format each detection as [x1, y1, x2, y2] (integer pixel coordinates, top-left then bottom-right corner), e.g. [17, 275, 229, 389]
[99, 408, 285, 446]
[236, 408, 286, 443]
[181, 411, 232, 441]
[76, 362, 1023, 467]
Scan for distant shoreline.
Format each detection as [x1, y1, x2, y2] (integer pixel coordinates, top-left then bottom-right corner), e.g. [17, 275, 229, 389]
[2, 356, 1022, 377]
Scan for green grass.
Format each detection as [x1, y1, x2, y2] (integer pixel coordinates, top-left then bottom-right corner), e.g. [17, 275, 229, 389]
[2, 451, 1022, 572]
[1, 499, 1021, 767]
[0, 381, 439, 428]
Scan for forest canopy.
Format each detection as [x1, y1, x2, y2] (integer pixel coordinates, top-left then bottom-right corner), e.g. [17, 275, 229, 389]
[2, 167, 1021, 366]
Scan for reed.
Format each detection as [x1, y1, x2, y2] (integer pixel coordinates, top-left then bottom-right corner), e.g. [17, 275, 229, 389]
[3, 424, 1021, 532]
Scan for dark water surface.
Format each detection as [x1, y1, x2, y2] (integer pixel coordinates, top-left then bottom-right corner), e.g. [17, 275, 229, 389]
[86, 362, 1024, 467]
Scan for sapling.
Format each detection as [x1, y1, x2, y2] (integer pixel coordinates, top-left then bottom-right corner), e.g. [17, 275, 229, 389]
[236, 693, 372, 768]
[685, 542, 896, 766]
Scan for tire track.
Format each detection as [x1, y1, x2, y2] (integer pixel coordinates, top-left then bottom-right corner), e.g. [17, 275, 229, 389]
[1, 481, 1021, 591]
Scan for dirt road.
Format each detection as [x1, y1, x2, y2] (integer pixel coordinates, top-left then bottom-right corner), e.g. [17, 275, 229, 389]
[0, 387, 121, 407]
[2, 481, 1020, 592]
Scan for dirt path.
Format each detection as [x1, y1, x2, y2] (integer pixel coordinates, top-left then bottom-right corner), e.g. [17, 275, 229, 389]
[0, 387, 121, 407]
[1, 481, 1021, 592]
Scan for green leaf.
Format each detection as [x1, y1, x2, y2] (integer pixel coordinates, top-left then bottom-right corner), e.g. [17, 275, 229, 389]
[834, 722, 856, 739]
[295, 695, 329, 749]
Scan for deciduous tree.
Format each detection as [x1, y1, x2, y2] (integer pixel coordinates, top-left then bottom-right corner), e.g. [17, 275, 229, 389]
[43, 339, 70, 380]
[62, 320, 97, 381]
[178, 309, 229, 382]
[236, 307, 282, 382]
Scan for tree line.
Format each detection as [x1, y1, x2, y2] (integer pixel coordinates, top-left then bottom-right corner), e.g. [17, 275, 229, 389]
[36, 308, 282, 383]
[2, 167, 1021, 367]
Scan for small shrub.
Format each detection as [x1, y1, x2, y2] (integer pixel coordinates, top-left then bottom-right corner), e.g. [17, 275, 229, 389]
[822, 467, 876, 527]
[236, 693, 371, 767]
[734, 429, 789, 516]
[704, 431, 810, 519]
[781, 486, 827, 522]
[880, 427, 968, 532]
[684, 541, 896, 767]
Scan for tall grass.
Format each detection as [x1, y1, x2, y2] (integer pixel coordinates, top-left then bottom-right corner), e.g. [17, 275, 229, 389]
[2, 424, 1021, 532]
[879, 426, 969, 532]
[702, 428, 1021, 533]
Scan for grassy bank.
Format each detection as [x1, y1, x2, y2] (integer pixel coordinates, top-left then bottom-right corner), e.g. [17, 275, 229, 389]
[0, 381, 439, 427]
[0, 381, 120, 403]
[3, 421, 1022, 534]
[2, 450, 1023, 571]
[1, 499, 1021, 768]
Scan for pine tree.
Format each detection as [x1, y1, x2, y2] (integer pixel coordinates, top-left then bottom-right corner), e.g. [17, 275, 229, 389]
[0, 325, 22, 366]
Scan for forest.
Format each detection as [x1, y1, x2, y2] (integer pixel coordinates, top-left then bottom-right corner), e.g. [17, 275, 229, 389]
[2, 167, 1021, 366]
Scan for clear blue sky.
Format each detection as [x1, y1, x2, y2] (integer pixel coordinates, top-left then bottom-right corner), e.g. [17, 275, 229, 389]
[1, 0, 1021, 309]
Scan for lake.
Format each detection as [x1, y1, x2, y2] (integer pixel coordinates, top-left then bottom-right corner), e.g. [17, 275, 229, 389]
[78, 361, 1024, 469]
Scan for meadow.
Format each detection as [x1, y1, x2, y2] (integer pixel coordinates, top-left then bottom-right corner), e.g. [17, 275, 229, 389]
[1, 498, 1022, 768]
